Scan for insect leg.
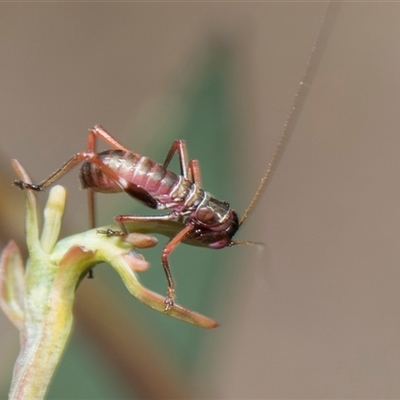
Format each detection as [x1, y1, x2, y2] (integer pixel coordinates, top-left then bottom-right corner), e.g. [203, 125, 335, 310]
[82, 129, 140, 279]
[86, 128, 98, 230]
[163, 139, 189, 178]
[102, 213, 177, 235]
[86, 125, 131, 227]
[90, 128, 204, 200]
[84, 127, 137, 280]
[163, 140, 202, 185]
[88, 125, 130, 152]
[99, 214, 194, 310]
[13, 125, 129, 192]
[13, 153, 91, 191]
[188, 160, 201, 186]
[161, 224, 194, 310]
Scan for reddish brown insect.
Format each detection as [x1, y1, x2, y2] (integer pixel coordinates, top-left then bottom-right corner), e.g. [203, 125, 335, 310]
[13, 2, 340, 311]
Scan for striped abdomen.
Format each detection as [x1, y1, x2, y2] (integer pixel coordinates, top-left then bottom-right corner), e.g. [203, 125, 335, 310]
[80, 150, 184, 207]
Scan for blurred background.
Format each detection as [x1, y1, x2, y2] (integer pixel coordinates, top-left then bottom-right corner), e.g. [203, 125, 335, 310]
[2, 2, 400, 399]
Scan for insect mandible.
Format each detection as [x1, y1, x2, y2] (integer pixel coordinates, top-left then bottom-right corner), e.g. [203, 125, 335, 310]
[13, 2, 340, 311]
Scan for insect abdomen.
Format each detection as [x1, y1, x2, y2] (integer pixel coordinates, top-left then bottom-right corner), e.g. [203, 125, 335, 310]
[80, 150, 180, 199]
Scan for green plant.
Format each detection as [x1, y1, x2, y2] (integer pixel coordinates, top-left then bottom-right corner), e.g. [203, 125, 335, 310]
[0, 160, 217, 400]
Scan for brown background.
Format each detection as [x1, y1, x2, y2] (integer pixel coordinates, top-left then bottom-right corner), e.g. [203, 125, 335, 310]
[1, 2, 400, 398]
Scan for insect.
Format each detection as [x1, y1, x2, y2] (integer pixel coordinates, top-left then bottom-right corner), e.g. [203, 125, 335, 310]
[13, 2, 340, 311]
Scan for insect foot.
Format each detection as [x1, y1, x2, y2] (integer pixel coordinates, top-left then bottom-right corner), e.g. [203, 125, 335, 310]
[164, 287, 176, 312]
[97, 229, 126, 237]
[164, 296, 174, 312]
[13, 180, 43, 191]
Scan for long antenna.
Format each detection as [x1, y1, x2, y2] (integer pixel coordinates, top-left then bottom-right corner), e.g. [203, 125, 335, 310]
[239, 2, 341, 226]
